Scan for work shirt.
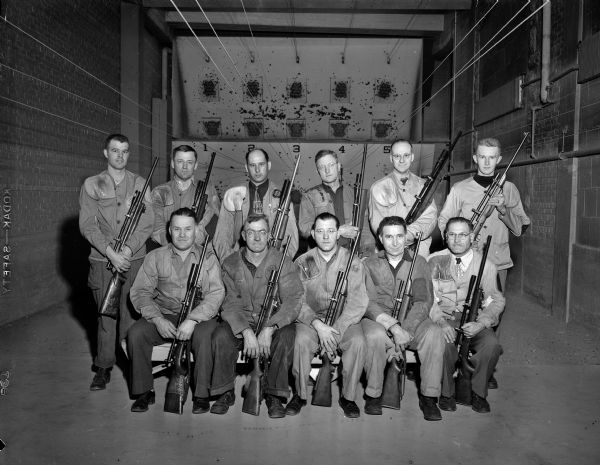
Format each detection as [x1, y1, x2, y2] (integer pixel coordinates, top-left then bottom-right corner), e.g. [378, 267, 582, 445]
[295, 246, 368, 338]
[438, 177, 530, 270]
[130, 243, 224, 323]
[369, 171, 438, 256]
[151, 177, 220, 246]
[213, 180, 299, 262]
[220, 247, 303, 336]
[79, 169, 154, 262]
[363, 250, 433, 337]
[427, 248, 505, 329]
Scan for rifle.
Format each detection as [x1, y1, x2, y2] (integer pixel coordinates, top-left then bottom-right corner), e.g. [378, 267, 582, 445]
[191, 152, 216, 222]
[454, 235, 492, 406]
[312, 233, 361, 407]
[242, 238, 291, 416]
[268, 155, 301, 250]
[350, 144, 368, 252]
[99, 157, 159, 317]
[164, 238, 210, 414]
[470, 133, 529, 239]
[405, 131, 462, 224]
[381, 233, 422, 410]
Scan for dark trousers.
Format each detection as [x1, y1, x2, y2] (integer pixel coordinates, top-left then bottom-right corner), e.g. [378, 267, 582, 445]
[127, 315, 219, 397]
[442, 326, 503, 399]
[88, 259, 142, 369]
[211, 322, 296, 399]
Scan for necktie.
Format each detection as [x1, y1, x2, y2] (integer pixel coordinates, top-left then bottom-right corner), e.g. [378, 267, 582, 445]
[455, 257, 464, 278]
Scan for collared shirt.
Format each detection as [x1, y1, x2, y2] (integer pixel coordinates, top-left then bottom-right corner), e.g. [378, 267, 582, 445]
[451, 249, 474, 277]
[130, 243, 225, 322]
[248, 180, 269, 214]
[321, 184, 346, 225]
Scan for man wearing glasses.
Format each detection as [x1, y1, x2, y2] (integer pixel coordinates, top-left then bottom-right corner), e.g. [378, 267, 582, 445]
[369, 139, 438, 257]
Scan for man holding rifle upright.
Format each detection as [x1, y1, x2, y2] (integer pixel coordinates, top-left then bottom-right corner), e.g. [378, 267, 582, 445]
[428, 217, 504, 413]
[79, 134, 154, 391]
[211, 213, 303, 418]
[128, 208, 224, 413]
[151, 145, 220, 245]
[299, 149, 375, 256]
[212, 148, 299, 262]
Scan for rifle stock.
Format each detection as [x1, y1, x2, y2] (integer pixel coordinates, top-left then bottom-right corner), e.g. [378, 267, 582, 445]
[192, 152, 216, 222]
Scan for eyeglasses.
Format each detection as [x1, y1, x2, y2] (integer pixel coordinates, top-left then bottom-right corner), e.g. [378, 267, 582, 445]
[446, 232, 470, 240]
[245, 229, 268, 239]
[391, 153, 412, 161]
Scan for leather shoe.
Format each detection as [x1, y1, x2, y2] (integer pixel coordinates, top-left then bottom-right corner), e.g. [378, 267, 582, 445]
[471, 392, 491, 413]
[192, 397, 210, 414]
[90, 367, 111, 391]
[364, 395, 382, 415]
[439, 395, 457, 412]
[339, 397, 360, 418]
[285, 394, 306, 416]
[419, 395, 442, 421]
[210, 390, 235, 415]
[131, 390, 155, 412]
[488, 374, 498, 390]
[265, 395, 286, 419]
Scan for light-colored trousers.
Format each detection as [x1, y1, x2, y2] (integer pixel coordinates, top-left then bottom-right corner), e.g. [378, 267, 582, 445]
[292, 322, 366, 402]
[362, 318, 445, 398]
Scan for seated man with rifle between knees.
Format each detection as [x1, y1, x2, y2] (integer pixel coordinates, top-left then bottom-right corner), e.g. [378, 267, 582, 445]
[151, 145, 220, 246]
[290, 212, 368, 419]
[212, 148, 299, 262]
[427, 217, 504, 414]
[79, 133, 155, 391]
[298, 148, 375, 257]
[362, 216, 445, 420]
[211, 213, 303, 418]
[369, 139, 441, 258]
[128, 208, 225, 413]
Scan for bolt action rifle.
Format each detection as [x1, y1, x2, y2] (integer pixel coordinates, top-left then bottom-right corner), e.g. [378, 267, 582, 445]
[268, 155, 301, 251]
[99, 157, 159, 317]
[191, 152, 216, 222]
[349, 144, 368, 252]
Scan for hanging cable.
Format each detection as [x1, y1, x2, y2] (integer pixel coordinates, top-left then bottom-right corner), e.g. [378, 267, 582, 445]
[385, 0, 425, 64]
[342, 0, 357, 64]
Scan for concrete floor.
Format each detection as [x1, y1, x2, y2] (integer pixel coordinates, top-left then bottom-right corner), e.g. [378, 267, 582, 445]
[1, 293, 599, 465]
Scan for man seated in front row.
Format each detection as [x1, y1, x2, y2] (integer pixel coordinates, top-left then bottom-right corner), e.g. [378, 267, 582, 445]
[427, 217, 504, 413]
[128, 208, 225, 413]
[290, 212, 368, 418]
[211, 213, 303, 418]
[362, 216, 444, 420]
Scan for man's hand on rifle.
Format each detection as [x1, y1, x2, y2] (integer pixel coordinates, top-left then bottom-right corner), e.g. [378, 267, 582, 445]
[242, 328, 260, 359]
[438, 319, 457, 344]
[461, 321, 485, 338]
[106, 245, 131, 273]
[257, 326, 275, 357]
[312, 320, 339, 357]
[338, 224, 359, 239]
[489, 191, 507, 215]
[389, 324, 412, 352]
[176, 319, 197, 341]
[154, 317, 177, 339]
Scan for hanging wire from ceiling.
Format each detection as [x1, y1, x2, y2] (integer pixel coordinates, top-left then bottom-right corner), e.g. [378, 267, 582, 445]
[288, 0, 300, 63]
[385, 0, 425, 64]
[341, 0, 357, 64]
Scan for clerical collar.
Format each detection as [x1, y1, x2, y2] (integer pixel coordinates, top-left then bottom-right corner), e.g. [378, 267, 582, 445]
[451, 249, 474, 268]
[474, 174, 494, 188]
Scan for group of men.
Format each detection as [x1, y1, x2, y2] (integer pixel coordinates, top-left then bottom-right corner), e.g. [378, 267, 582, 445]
[79, 133, 529, 420]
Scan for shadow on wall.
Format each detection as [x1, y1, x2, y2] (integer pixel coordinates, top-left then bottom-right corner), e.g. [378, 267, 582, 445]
[59, 215, 96, 358]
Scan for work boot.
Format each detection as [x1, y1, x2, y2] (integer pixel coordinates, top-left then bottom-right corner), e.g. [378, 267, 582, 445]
[265, 395, 286, 419]
[131, 390, 155, 412]
[438, 395, 457, 412]
[364, 395, 383, 415]
[90, 367, 111, 391]
[285, 394, 306, 416]
[192, 397, 210, 414]
[419, 395, 442, 421]
[210, 390, 235, 415]
[488, 374, 498, 389]
[471, 392, 491, 413]
[339, 397, 360, 418]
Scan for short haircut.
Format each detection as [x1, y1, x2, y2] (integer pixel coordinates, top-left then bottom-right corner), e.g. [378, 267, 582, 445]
[475, 137, 501, 153]
[104, 133, 129, 150]
[245, 148, 269, 164]
[172, 144, 197, 160]
[243, 213, 269, 230]
[312, 212, 340, 230]
[390, 139, 413, 152]
[377, 216, 407, 237]
[445, 216, 473, 233]
[315, 149, 338, 165]
[170, 207, 197, 224]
